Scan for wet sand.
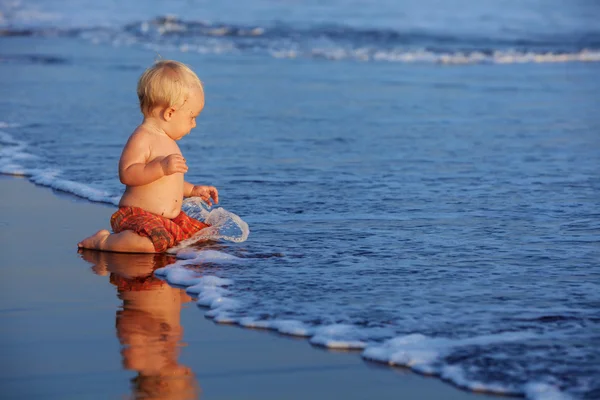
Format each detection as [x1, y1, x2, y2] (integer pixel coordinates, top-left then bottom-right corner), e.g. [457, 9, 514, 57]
[0, 176, 498, 399]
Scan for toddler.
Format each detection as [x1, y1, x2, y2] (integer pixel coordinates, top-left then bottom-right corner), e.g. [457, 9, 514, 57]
[78, 60, 218, 253]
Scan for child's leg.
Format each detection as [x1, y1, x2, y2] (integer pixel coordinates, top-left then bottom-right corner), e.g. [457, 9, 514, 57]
[78, 230, 156, 253]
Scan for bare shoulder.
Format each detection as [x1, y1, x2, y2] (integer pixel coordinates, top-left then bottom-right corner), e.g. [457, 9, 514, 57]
[125, 125, 153, 147]
[120, 126, 153, 164]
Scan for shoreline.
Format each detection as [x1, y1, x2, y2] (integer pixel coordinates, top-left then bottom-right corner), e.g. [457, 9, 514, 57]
[0, 175, 499, 399]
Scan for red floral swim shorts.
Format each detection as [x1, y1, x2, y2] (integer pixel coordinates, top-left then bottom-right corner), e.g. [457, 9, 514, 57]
[110, 206, 210, 252]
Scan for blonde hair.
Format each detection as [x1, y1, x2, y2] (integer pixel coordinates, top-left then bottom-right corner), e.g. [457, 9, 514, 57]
[137, 60, 203, 116]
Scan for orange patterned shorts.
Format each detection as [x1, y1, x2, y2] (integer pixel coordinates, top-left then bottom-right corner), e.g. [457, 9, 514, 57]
[110, 206, 210, 252]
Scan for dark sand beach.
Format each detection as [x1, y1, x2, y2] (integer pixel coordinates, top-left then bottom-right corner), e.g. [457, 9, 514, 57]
[0, 176, 500, 399]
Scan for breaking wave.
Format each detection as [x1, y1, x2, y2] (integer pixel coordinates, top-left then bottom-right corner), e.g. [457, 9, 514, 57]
[2, 16, 600, 65]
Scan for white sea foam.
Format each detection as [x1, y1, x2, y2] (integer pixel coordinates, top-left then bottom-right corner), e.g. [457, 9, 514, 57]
[238, 318, 314, 337]
[112, 36, 600, 65]
[272, 47, 600, 65]
[185, 275, 234, 310]
[194, 287, 230, 307]
[155, 260, 241, 323]
[441, 365, 520, 395]
[89, 26, 600, 66]
[363, 331, 538, 367]
[155, 250, 570, 397]
[73, 14, 598, 66]
[173, 249, 243, 263]
[155, 261, 315, 335]
[158, 259, 538, 359]
[0, 141, 36, 178]
[158, 266, 533, 395]
[204, 297, 241, 314]
[29, 170, 119, 204]
[154, 264, 205, 286]
[272, 320, 313, 337]
[361, 331, 572, 397]
[154, 15, 187, 35]
[155, 256, 579, 399]
[0, 129, 37, 176]
[524, 383, 574, 400]
[310, 324, 396, 350]
[0, 126, 121, 204]
[310, 324, 368, 349]
[169, 39, 600, 64]
[29, 171, 118, 204]
[158, 260, 533, 397]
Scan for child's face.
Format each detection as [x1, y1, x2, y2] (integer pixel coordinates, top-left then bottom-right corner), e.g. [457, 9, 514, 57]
[166, 87, 205, 140]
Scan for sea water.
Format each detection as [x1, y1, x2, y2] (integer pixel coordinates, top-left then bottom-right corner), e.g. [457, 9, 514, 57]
[1, 0, 599, 398]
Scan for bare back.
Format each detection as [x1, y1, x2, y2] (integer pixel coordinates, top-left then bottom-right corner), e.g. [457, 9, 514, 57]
[119, 126, 185, 219]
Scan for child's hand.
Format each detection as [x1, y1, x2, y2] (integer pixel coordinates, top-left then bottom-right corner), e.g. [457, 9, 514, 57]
[191, 185, 219, 207]
[160, 154, 188, 176]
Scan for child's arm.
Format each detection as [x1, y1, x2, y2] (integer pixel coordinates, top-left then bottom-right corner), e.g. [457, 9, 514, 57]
[184, 182, 219, 206]
[119, 135, 188, 186]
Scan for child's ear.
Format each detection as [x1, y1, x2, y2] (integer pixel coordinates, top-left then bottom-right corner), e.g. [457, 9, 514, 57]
[163, 107, 175, 121]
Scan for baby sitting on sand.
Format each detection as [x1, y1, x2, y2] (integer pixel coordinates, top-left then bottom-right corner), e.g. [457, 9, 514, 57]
[78, 60, 218, 253]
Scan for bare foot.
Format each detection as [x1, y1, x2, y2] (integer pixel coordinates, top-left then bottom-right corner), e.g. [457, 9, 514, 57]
[78, 229, 110, 250]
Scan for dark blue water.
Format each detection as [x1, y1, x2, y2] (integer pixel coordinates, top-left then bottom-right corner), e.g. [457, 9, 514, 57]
[1, 1, 599, 398]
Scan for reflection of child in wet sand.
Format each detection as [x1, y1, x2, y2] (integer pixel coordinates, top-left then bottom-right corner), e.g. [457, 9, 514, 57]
[80, 250, 200, 400]
[79, 60, 218, 253]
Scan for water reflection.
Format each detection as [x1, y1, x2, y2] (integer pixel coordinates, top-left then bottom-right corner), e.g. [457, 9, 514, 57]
[79, 250, 200, 400]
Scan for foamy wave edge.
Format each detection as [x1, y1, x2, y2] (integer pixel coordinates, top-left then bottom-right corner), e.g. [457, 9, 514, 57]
[144, 41, 600, 64]
[0, 128, 120, 205]
[156, 261, 574, 400]
[271, 48, 600, 64]
[131, 39, 600, 65]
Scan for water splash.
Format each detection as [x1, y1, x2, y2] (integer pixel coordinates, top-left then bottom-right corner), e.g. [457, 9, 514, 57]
[167, 197, 250, 252]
